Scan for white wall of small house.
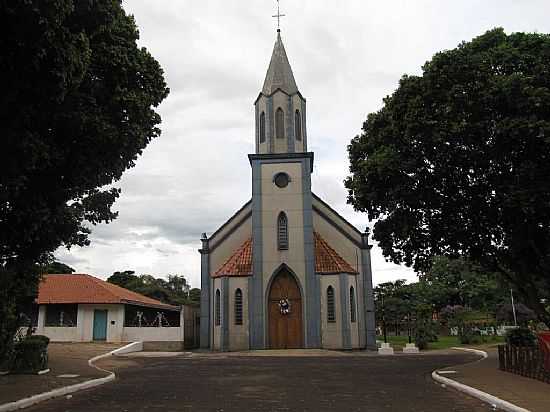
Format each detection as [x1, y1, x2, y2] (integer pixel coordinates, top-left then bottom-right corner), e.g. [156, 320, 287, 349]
[37, 303, 183, 343]
[79, 304, 125, 342]
[122, 306, 184, 342]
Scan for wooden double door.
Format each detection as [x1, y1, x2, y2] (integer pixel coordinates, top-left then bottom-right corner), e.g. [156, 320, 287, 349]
[268, 269, 303, 349]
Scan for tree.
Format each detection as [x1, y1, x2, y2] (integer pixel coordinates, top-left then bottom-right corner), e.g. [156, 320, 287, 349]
[1, 1, 169, 362]
[421, 256, 508, 313]
[106, 272, 194, 306]
[346, 28, 550, 325]
[188, 288, 201, 305]
[41, 261, 76, 274]
[108, 271, 138, 288]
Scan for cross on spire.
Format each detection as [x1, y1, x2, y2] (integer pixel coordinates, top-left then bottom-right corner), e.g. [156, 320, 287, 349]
[272, 0, 286, 32]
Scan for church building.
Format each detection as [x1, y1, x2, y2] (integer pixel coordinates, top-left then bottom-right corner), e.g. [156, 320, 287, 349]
[199, 30, 376, 351]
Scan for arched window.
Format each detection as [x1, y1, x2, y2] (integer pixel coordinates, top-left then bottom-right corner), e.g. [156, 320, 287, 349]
[234, 288, 243, 325]
[275, 108, 285, 139]
[259, 111, 266, 143]
[277, 212, 288, 250]
[350, 286, 356, 323]
[295, 110, 302, 141]
[327, 286, 336, 323]
[215, 289, 221, 326]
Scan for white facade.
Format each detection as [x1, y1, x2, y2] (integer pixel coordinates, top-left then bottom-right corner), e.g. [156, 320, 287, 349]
[35, 303, 185, 344]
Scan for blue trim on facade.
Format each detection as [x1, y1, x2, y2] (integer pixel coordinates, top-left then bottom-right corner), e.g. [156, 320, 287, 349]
[339, 274, 352, 349]
[221, 277, 230, 350]
[302, 157, 321, 348]
[361, 237, 377, 350]
[302, 99, 307, 151]
[255, 103, 259, 153]
[199, 240, 210, 349]
[250, 160, 265, 349]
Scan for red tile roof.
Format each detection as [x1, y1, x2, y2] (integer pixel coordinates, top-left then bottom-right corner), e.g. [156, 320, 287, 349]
[213, 238, 253, 278]
[212, 233, 358, 277]
[314, 232, 358, 274]
[37, 274, 179, 311]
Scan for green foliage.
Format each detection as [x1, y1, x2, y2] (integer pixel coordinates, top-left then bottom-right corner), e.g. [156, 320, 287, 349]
[346, 28, 550, 325]
[10, 336, 49, 373]
[188, 288, 201, 305]
[506, 327, 537, 347]
[0, 1, 168, 363]
[41, 261, 75, 274]
[107, 272, 197, 306]
[421, 256, 507, 312]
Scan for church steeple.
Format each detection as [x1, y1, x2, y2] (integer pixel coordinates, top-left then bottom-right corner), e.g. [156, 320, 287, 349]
[262, 32, 299, 96]
[254, 32, 307, 154]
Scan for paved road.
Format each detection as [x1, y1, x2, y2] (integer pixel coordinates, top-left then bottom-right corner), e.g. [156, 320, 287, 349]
[28, 353, 491, 412]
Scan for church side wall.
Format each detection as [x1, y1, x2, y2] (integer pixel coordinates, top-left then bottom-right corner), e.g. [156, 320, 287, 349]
[313, 205, 369, 349]
[320, 275, 342, 349]
[209, 211, 252, 275]
[228, 277, 249, 351]
[212, 277, 222, 351]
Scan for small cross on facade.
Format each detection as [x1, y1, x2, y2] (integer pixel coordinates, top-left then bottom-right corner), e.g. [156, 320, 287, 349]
[272, 0, 286, 32]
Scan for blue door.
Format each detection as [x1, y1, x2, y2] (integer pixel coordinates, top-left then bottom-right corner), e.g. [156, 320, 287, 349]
[93, 310, 108, 341]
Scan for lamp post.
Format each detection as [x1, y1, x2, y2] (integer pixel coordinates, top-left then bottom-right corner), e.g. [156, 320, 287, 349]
[381, 293, 387, 344]
[510, 289, 517, 327]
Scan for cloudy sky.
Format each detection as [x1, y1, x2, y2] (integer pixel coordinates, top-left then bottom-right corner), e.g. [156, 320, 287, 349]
[55, 0, 550, 288]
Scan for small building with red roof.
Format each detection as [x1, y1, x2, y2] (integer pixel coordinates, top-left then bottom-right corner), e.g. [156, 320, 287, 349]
[34, 273, 193, 345]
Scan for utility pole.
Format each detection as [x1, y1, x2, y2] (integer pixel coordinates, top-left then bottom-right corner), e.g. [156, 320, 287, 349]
[510, 289, 517, 326]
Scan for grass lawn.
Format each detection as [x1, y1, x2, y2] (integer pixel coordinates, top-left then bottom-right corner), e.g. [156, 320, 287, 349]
[378, 334, 505, 351]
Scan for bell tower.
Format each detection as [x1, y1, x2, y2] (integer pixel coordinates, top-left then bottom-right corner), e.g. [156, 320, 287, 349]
[254, 31, 307, 154]
[248, 27, 320, 349]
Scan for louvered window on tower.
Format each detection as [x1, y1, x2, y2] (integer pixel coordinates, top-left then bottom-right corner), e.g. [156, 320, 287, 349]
[275, 107, 285, 139]
[277, 212, 288, 250]
[327, 286, 336, 322]
[295, 110, 302, 141]
[260, 112, 266, 143]
[350, 286, 356, 323]
[215, 289, 221, 326]
[234, 288, 243, 325]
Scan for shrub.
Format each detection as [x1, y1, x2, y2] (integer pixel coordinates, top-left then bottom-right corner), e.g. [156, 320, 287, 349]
[415, 321, 438, 350]
[506, 327, 537, 347]
[10, 336, 49, 373]
[25, 335, 50, 346]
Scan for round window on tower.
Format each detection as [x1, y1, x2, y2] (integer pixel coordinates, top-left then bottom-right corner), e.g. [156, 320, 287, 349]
[273, 172, 291, 188]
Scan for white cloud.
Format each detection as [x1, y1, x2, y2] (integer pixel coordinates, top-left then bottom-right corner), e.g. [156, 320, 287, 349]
[56, 0, 550, 287]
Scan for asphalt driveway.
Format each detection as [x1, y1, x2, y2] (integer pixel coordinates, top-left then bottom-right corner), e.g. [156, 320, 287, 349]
[27, 352, 491, 412]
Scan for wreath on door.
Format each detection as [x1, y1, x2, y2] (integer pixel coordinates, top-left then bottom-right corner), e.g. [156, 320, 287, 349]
[278, 298, 291, 315]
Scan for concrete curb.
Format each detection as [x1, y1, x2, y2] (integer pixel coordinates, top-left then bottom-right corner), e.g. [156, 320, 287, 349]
[0, 342, 141, 412]
[432, 347, 530, 412]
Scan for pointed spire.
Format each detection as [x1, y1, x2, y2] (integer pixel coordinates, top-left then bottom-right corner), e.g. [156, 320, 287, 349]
[261, 32, 299, 96]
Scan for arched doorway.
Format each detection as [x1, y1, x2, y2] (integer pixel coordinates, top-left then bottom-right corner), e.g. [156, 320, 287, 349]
[268, 268, 303, 349]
